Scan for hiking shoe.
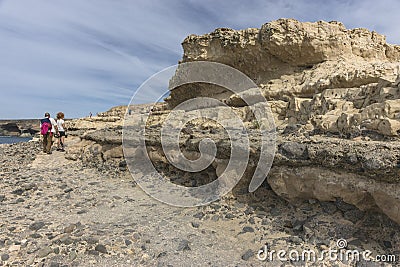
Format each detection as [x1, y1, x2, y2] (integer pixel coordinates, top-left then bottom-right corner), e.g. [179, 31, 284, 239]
[47, 151, 52, 154]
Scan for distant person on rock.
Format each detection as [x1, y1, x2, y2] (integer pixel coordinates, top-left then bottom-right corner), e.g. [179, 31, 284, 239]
[89, 112, 92, 118]
[56, 112, 66, 152]
[40, 112, 58, 154]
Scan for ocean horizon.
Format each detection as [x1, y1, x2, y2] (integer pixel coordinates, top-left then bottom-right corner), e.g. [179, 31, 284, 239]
[0, 136, 32, 144]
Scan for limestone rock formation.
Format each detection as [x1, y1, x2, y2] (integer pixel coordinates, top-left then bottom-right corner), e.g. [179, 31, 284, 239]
[68, 19, 400, 225]
[166, 19, 400, 140]
[166, 19, 400, 224]
[171, 19, 400, 105]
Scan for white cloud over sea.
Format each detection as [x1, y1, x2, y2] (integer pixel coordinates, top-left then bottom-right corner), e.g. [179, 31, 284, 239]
[0, 0, 399, 118]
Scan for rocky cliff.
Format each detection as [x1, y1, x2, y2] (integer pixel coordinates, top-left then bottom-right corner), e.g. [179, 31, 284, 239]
[0, 120, 39, 137]
[67, 19, 400, 226]
[165, 19, 400, 225]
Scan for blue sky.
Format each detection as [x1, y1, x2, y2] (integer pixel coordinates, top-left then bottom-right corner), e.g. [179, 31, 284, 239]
[0, 0, 399, 119]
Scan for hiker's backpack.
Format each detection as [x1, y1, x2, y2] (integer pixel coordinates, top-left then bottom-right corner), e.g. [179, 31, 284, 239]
[40, 118, 52, 135]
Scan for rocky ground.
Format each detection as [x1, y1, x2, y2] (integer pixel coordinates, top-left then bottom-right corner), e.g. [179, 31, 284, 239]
[0, 139, 399, 266]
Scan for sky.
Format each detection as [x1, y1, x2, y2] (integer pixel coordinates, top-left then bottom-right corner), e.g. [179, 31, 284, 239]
[0, 0, 399, 119]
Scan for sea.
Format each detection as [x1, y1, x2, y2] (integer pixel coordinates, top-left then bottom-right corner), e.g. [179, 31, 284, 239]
[0, 136, 32, 144]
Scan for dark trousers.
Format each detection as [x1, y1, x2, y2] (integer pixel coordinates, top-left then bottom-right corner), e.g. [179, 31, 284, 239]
[43, 133, 52, 153]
